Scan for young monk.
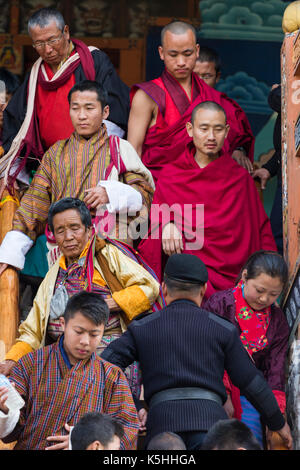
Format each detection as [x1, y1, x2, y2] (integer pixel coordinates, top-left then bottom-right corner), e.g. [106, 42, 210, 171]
[204, 250, 290, 447]
[128, 21, 254, 182]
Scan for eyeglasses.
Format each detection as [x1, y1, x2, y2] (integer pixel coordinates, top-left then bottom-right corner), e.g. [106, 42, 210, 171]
[198, 73, 216, 80]
[32, 32, 64, 50]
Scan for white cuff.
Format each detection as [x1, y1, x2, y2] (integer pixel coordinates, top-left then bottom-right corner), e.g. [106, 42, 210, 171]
[0, 408, 20, 439]
[98, 180, 142, 214]
[0, 231, 34, 269]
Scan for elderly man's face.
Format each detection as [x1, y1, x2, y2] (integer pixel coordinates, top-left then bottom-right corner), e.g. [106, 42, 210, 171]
[29, 20, 70, 70]
[69, 90, 109, 138]
[193, 61, 220, 88]
[52, 208, 91, 265]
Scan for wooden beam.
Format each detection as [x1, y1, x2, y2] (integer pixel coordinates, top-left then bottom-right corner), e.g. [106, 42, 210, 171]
[0, 188, 20, 354]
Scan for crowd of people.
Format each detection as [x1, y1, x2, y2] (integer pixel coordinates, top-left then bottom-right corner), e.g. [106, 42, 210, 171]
[0, 8, 293, 451]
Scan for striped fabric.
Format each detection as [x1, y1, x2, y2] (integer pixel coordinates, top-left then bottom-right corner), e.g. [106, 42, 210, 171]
[47, 262, 112, 343]
[13, 125, 110, 239]
[5, 339, 139, 450]
[12, 125, 153, 243]
[240, 396, 264, 445]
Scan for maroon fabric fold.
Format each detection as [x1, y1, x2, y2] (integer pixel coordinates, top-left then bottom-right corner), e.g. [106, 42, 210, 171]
[131, 81, 166, 117]
[37, 58, 79, 91]
[8, 106, 45, 189]
[6, 39, 96, 188]
[161, 69, 201, 115]
[72, 38, 96, 80]
[105, 135, 127, 179]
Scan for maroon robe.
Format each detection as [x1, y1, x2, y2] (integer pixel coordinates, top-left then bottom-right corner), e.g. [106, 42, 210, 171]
[130, 70, 255, 182]
[138, 144, 277, 300]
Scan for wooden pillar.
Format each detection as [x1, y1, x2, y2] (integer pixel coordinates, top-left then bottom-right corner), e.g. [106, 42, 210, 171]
[281, 30, 300, 281]
[0, 188, 20, 354]
[10, 0, 20, 36]
[119, 39, 146, 85]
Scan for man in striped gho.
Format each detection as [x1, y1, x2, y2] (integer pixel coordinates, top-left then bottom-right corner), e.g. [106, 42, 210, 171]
[0, 80, 154, 277]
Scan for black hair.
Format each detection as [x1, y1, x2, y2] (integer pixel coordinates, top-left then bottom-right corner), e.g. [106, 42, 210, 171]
[201, 419, 262, 450]
[63, 291, 109, 326]
[161, 21, 197, 45]
[197, 46, 221, 75]
[236, 250, 288, 288]
[28, 7, 65, 32]
[191, 100, 227, 125]
[0, 68, 20, 95]
[163, 274, 204, 295]
[71, 412, 124, 450]
[48, 197, 92, 233]
[147, 432, 187, 450]
[67, 80, 108, 109]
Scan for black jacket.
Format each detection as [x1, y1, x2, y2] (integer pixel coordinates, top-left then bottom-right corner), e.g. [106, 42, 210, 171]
[102, 299, 285, 439]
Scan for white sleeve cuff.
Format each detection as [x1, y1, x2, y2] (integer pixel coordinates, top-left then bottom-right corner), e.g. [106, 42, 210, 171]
[103, 120, 125, 138]
[0, 230, 34, 269]
[0, 408, 20, 439]
[98, 180, 142, 214]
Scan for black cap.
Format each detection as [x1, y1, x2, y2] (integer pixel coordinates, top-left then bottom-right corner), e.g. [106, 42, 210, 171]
[164, 253, 208, 284]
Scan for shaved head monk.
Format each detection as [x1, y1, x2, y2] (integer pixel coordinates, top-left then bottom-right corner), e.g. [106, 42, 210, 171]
[0, 81, 154, 277]
[128, 21, 255, 183]
[138, 101, 277, 300]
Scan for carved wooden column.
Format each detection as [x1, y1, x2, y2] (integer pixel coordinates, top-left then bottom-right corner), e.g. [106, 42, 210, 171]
[0, 188, 20, 354]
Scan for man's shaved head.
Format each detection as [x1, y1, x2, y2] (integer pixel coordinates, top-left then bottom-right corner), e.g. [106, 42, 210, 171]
[158, 21, 199, 82]
[161, 21, 197, 45]
[191, 101, 227, 125]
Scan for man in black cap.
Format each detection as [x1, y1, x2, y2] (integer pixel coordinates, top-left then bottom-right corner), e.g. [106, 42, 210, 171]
[101, 253, 292, 450]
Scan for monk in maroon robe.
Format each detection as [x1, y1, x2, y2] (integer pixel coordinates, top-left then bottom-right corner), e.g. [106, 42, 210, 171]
[128, 21, 254, 183]
[138, 101, 276, 300]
